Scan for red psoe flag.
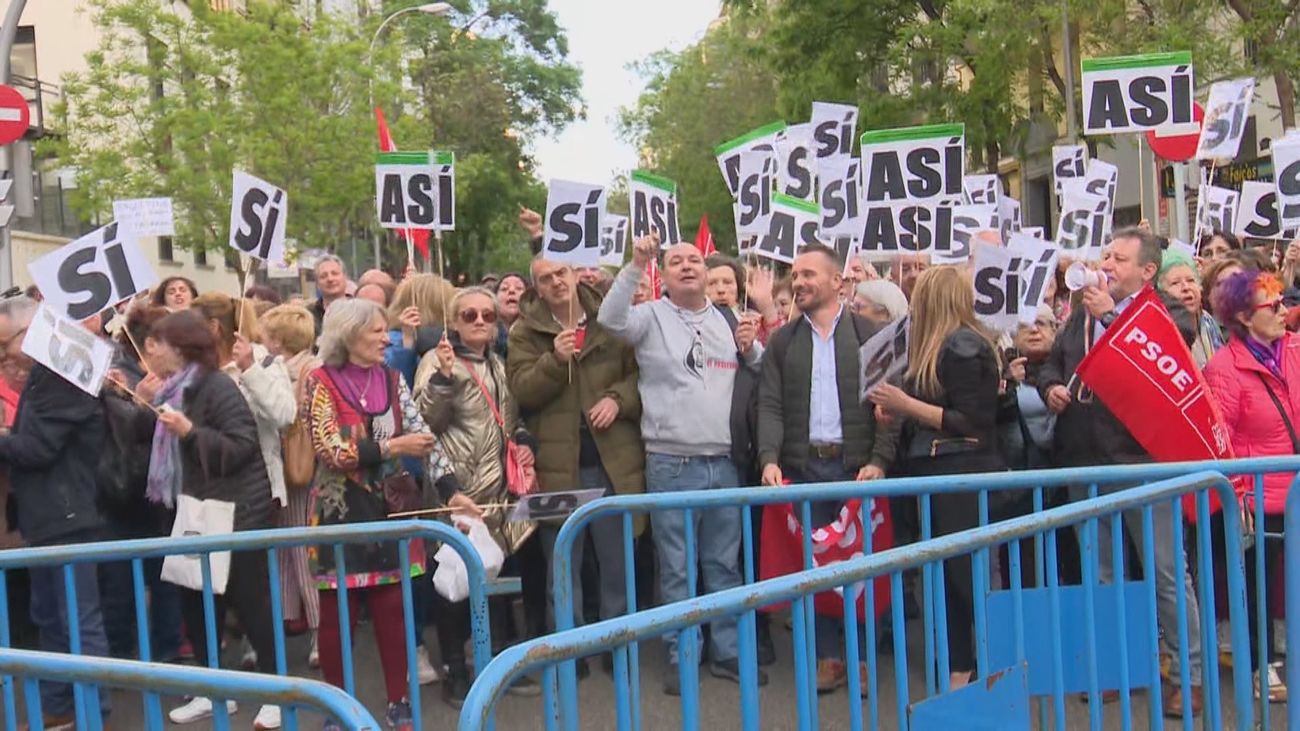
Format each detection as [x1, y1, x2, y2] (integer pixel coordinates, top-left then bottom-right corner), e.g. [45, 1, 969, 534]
[695, 214, 716, 258]
[375, 106, 431, 262]
[758, 498, 893, 620]
[1076, 286, 1231, 519]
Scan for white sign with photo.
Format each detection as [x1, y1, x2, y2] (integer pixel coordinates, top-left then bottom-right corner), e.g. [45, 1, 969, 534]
[21, 304, 115, 397]
[1194, 184, 1241, 241]
[1197, 78, 1256, 162]
[859, 315, 909, 401]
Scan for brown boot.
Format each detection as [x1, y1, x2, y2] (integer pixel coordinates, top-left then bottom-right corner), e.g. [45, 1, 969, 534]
[816, 659, 847, 693]
[1163, 685, 1203, 718]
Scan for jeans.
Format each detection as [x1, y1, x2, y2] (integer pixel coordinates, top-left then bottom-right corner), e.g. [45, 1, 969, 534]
[539, 465, 628, 629]
[1071, 483, 1204, 684]
[646, 453, 742, 665]
[30, 562, 111, 718]
[788, 456, 871, 662]
[98, 556, 182, 661]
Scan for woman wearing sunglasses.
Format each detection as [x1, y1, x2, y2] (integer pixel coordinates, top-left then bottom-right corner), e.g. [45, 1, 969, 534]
[414, 286, 538, 705]
[1203, 270, 1297, 702]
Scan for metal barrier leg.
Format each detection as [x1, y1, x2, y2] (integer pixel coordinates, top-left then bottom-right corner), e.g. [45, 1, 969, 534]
[130, 558, 163, 728]
[0, 570, 17, 731]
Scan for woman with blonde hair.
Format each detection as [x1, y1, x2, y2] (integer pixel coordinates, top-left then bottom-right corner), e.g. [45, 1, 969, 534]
[386, 274, 458, 387]
[258, 303, 322, 667]
[867, 265, 1005, 691]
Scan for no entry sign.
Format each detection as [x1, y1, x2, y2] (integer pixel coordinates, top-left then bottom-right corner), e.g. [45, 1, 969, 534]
[0, 86, 29, 145]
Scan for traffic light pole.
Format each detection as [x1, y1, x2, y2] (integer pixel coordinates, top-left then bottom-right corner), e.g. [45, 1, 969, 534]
[0, 0, 28, 292]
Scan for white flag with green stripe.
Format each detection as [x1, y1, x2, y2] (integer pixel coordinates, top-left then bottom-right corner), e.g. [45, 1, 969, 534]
[1081, 51, 1195, 135]
[715, 121, 784, 199]
[629, 170, 681, 245]
[858, 123, 964, 258]
[754, 192, 820, 264]
[375, 151, 454, 230]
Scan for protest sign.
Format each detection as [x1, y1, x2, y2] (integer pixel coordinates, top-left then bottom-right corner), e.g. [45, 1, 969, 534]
[962, 174, 1000, 207]
[775, 123, 817, 200]
[935, 203, 998, 264]
[23, 304, 114, 396]
[230, 170, 288, 263]
[1081, 51, 1195, 135]
[1007, 233, 1060, 323]
[1076, 287, 1230, 519]
[1271, 135, 1300, 233]
[998, 195, 1022, 245]
[754, 193, 819, 265]
[1197, 78, 1255, 162]
[629, 170, 681, 245]
[28, 222, 158, 321]
[599, 215, 629, 268]
[735, 148, 777, 240]
[819, 157, 860, 240]
[830, 236, 859, 274]
[1022, 226, 1045, 239]
[1194, 184, 1241, 240]
[858, 123, 965, 258]
[810, 101, 858, 167]
[375, 152, 438, 230]
[1052, 145, 1087, 194]
[510, 489, 606, 522]
[859, 315, 909, 400]
[267, 260, 299, 279]
[973, 243, 1046, 331]
[113, 198, 174, 237]
[430, 151, 455, 231]
[760, 497, 892, 620]
[1235, 181, 1299, 240]
[1054, 181, 1110, 260]
[715, 121, 784, 199]
[542, 179, 606, 267]
[1083, 159, 1119, 216]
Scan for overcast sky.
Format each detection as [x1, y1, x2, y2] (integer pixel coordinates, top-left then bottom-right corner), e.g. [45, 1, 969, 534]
[530, 0, 721, 186]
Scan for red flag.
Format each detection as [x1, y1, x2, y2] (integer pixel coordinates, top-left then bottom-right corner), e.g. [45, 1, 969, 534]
[759, 497, 893, 620]
[695, 214, 716, 257]
[1076, 286, 1232, 519]
[375, 107, 431, 262]
[646, 258, 662, 300]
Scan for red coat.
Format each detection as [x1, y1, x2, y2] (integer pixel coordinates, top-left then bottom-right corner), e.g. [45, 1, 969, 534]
[1203, 333, 1300, 513]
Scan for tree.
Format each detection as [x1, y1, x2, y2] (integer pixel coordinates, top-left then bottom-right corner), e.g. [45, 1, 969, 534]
[1223, 0, 1300, 129]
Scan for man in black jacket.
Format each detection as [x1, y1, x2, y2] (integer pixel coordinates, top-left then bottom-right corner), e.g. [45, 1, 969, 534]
[1038, 227, 1203, 718]
[0, 297, 112, 728]
[757, 243, 895, 695]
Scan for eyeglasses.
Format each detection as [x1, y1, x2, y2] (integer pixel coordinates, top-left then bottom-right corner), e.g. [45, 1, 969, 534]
[458, 308, 497, 325]
[1252, 299, 1284, 314]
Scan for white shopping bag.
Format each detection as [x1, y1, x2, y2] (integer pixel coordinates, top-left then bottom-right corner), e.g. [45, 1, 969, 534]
[161, 494, 237, 594]
[432, 516, 504, 602]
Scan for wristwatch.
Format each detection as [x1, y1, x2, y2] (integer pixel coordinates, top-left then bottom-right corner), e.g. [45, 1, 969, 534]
[1099, 310, 1117, 328]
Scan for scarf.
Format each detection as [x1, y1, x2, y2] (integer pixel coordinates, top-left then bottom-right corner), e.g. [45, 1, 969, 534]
[146, 363, 199, 508]
[1244, 335, 1285, 380]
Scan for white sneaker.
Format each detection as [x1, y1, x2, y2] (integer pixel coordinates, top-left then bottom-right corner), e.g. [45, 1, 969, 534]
[168, 697, 238, 724]
[253, 704, 282, 730]
[416, 645, 441, 685]
[307, 631, 319, 669]
[1254, 663, 1288, 702]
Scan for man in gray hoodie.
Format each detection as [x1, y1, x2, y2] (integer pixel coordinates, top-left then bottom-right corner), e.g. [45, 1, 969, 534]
[599, 232, 768, 695]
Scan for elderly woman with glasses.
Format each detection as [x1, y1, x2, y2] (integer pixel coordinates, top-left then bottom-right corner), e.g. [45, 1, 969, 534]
[1203, 270, 1297, 702]
[1158, 248, 1224, 367]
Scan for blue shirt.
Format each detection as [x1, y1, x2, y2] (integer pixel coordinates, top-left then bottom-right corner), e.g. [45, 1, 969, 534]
[807, 306, 844, 444]
[1091, 292, 1136, 344]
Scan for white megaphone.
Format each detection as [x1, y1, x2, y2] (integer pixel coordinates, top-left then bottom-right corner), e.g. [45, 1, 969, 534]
[1065, 261, 1105, 292]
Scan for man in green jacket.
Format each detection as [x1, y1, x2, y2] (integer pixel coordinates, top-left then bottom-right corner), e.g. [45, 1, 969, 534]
[506, 255, 644, 653]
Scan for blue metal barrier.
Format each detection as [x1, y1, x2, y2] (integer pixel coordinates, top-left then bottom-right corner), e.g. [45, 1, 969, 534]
[547, 458, 1299, 731]
[466, 471, 1254, 731]
[0, 647, 381, 730]
[0, 520, 492, 731]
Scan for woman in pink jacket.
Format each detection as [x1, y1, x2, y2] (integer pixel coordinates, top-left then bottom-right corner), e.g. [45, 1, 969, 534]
[1204, 269, 1296, 702]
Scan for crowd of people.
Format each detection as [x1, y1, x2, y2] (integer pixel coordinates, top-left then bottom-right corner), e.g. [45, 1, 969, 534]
[0, 213, 1297, 730]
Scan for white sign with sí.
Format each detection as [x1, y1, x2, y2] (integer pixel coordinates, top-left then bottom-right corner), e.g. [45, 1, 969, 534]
[1081, 51, 1195, 135]
[859, 315, 909, 400]
[113, 198, 174, 237]
[998, 195, 1022, 245]
[1052, 145, 1087, 195]
[599, 215, 629, 268]
[28, 222, 158, 321]
[22, 304, 114, 396]
[1197, 77, 1256, 162]
[1235, 181, 1299, 240]
[1271, 135, 1300, 234]
[509, 488, 606, 523]
[935, 203, 998, 264]
[1007, 233, 1061, 323]
[775, 122, 817, 200]
[810, 101, 858, 168]
[1054, 181, 1110, 260]
[542, 179, 607, 267]
[818, 157, 861, 240]
[230, 170, 288, 263]
[1194, 184, 1241, 241]
[962, 174, 1000, 207]
[735, 147, 777, 240]
[629, 170, 681, 245]
[715, 121, 784, 199]
[973, 242, 1054, 332]
[754, 193, 819, 265]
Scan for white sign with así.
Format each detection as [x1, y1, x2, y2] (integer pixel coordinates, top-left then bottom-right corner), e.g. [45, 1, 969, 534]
[1081, 51, 1195, 135]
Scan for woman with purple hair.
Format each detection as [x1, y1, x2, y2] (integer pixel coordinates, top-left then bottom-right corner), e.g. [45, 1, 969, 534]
[1203, 270, 1297, 702]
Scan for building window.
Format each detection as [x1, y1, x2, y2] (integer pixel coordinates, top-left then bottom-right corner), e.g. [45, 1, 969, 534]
[194, 248, 208, 267]
[159, 236, 175, 262]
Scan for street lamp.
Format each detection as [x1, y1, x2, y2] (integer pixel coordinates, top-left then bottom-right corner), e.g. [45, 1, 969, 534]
[366, 2, 452, 271]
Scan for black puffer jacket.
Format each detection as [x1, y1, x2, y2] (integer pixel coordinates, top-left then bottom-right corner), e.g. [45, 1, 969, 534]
[0, 364, 106, 546]
[137, 368, 275, 532]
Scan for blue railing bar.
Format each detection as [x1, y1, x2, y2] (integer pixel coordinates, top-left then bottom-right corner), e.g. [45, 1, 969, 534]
[0, 648, 382, 729]
[468, 471, 1255, 731]
[1283, 480, 1300, 730]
